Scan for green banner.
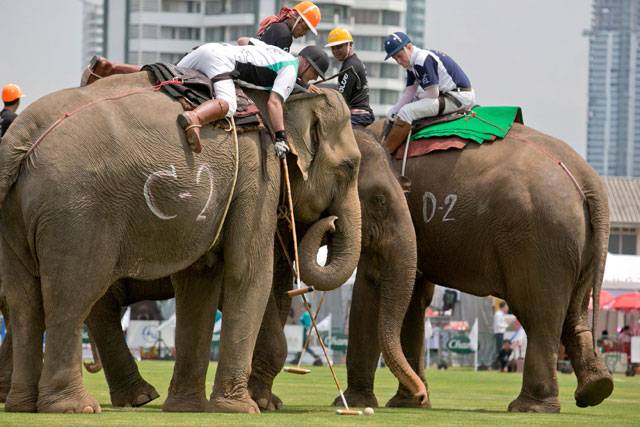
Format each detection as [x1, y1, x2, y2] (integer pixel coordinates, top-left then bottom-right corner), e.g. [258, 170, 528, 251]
[446, 334, 473, 354]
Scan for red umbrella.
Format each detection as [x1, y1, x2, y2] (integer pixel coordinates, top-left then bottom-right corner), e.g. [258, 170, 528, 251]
[611, 292, 640, 311]
[589, 290, 615, 309]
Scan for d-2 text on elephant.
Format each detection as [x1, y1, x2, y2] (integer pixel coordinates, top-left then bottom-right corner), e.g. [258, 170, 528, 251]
[339, 122, 613, 412]
[0, 71, 361, 414]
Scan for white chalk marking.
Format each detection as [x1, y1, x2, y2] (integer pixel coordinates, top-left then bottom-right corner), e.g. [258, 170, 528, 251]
[144, 165, 178, 220]
[196, 165, 214, 222]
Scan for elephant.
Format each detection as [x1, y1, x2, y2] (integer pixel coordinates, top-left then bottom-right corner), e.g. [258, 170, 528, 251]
[248, 126, 428, 410]
[0, 278, 172, 406]
[0, 71, 362, 414]
[0, 126, 428, 411]
[336, 120, 614, 413]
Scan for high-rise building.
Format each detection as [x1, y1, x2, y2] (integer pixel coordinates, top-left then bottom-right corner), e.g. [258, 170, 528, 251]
[405, 0, 426, 48]
[82, 0, 105, 65]
[103, 0, 405, 115]
[290, 0, 406, 115]
[586, 0, 640, 177]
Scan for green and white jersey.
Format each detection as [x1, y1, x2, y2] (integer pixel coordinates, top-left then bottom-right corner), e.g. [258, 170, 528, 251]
[177, 39, 299, 101]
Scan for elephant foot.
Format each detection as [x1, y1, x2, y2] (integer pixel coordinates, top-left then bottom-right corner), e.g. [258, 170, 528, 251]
[575, 375, 614, 408]
[110, 380, 160, 408]
[4, 383, 38, 412]
[37, 386, 101, 413]
[0, 374, 11, 403]
[0, 383, 10, 403]
[162, 394, 208, 412]
[249, 381, 283, 411]
[332, 388, 379, 408]
[209, 396, 260, 414]
[386, 389, 432, 409]
[508, 393, 560, 413]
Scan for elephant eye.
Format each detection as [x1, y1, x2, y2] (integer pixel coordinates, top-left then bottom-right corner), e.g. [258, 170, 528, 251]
[372, 194, 386, 206]
[310, 124, 320, 154]
[340, 159, 357, 180]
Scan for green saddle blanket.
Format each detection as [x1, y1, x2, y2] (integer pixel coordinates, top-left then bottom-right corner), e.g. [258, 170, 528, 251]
[411, 106, 524, 143]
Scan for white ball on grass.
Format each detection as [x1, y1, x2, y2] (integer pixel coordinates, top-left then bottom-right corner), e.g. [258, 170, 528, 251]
[363, 407, 374, 416]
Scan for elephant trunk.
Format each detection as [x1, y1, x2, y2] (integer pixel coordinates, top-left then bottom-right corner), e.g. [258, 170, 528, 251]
[299, 185, 361, 291]
[378, 238, 428, 406]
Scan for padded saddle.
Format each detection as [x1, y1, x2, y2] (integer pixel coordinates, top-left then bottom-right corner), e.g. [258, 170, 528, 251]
[142, 62, 261, 127]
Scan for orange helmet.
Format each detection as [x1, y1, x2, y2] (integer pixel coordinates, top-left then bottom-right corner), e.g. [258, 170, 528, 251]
[325, 27, 353, 47]
[294, 1, 321, 35]
[2, 84, 23, 103]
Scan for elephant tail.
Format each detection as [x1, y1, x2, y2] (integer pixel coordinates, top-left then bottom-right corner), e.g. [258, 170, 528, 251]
[0, 107, 41, 208]
[583, 177, 610, 355]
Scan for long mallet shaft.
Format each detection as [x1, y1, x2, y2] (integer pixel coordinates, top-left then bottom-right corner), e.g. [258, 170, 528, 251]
[280, 156, 351, 411]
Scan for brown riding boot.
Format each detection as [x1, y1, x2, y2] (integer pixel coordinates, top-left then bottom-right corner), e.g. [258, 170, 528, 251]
[383, 119, 412, 155]
[177, 99, 230, 153]
[80, 56, 142, 86]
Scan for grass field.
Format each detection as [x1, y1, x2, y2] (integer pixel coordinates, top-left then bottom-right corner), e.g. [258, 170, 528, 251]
[0, 361, 638, 426]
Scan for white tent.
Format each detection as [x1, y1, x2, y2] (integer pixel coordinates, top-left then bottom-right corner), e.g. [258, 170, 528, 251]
[603, 253, 640, 291]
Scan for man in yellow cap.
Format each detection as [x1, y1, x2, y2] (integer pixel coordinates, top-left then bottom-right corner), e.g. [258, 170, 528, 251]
[1, 84, 23, 137]
[325, 28, 374, 127]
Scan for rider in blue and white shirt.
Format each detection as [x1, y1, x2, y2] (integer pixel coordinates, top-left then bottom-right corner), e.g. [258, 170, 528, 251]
[382, 32, 476, 154]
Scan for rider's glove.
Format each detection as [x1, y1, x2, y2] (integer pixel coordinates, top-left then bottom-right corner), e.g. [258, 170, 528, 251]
[274, 130, 290, 159]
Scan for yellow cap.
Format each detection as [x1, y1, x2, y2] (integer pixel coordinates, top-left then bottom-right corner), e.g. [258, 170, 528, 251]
[325, 27, 353, 47]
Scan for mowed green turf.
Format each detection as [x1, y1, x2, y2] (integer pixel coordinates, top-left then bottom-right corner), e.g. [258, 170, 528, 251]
[0, 361, 638, 426]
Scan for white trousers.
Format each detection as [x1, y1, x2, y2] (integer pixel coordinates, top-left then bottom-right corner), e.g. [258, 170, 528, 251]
[177, 46, 237, 117]
[397, 89, 476, 123]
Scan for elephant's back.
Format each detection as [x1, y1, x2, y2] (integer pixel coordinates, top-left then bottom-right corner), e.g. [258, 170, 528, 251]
[402, 124, 590, 294]
[7, 73, 240, 272]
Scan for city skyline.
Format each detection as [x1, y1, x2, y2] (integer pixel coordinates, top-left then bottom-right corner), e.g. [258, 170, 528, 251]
[586, 0, 640, 177]
[0, 0, 606, 161]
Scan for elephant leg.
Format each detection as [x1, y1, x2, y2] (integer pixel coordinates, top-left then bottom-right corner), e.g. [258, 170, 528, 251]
[333, 273, 381, 408]
[0, 296, 13, 403]
[163, 265, 221, 412]
[36, 248, 115, 413]
[386, 278, 433, 409]
[506, 277, 569, 413]
[1, 240, 44, 412]
[209, 205, 276, 414]
[85, 282, 159, 408]
[248, 290, 288, 411]
[248, 244, 293, 411]
[561, 305, 613, 408]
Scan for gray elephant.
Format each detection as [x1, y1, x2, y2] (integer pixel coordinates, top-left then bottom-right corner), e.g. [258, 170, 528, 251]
[338, 121, 613, 412]
[0, 126, 428, 412]
[0, 71, 361, 414]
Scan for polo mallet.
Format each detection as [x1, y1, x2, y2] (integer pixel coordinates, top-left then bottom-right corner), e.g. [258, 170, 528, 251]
[316, 66, 361, 89]
[280, 156, 360, 415]
[284, 291, 327, 375]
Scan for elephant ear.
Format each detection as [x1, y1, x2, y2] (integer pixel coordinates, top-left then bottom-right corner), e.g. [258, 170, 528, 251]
[284, 92, 326, 181]
[245, 88, 324, 181]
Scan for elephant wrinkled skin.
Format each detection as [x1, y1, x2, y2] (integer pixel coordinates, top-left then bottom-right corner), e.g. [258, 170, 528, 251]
[339, 121, 613, 413]
[0, 127, 425, 412]
[0, 71, 361, 414]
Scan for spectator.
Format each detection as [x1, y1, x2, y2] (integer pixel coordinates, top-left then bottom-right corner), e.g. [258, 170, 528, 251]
[493, 301, 510, 368]
[294, 304, 322, 366]
[497, 339, 515, 372]
[619, 326, 632, 357]
[598, 329, 614, 353]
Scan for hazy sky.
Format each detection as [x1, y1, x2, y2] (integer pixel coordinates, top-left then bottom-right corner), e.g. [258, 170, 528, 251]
[425, 0, 592, 156]
[0, 0, 83, 109]
[1, 0, 592, 156]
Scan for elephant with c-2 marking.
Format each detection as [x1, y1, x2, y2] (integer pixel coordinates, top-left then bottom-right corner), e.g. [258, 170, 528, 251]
[0, 71, 361, 414]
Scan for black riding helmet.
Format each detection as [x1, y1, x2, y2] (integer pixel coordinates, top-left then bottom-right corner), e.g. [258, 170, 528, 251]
[298, 45, 329, 79]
